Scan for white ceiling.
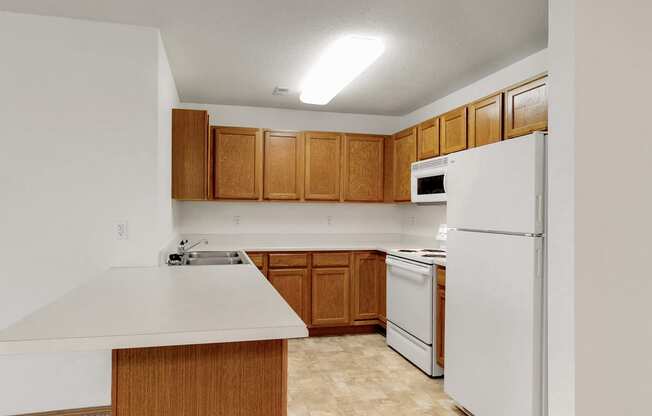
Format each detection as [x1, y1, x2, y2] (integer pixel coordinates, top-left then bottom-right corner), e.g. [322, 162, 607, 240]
[0, 0, 548, 115]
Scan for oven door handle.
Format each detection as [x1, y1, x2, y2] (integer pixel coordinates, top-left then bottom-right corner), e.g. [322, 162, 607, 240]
[386, 258, 431, 275]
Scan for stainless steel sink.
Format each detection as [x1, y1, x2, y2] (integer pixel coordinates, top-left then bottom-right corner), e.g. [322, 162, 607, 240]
[186, 251, 240, 259]
[168, 250, 250, 266]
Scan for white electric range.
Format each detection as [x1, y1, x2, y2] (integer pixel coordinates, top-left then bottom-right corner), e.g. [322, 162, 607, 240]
[385, 247, 446, 377]
[387, 248, 447, 266]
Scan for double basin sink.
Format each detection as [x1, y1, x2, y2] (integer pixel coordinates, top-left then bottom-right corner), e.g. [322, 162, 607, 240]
[169, 251, 250, 266]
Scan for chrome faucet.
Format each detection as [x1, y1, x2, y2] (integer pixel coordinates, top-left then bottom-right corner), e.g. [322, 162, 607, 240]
[177, 239, 208, 255]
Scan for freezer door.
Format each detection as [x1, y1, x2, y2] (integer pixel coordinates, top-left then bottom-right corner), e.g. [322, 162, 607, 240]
[446, 133, 545, 234]
[445, 230, 543, 416]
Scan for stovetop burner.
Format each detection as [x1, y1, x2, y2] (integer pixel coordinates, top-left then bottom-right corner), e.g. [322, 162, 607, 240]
[422, 249, 446, 253]
[422, 254, 446, 258]
[398, 249, 418, 252]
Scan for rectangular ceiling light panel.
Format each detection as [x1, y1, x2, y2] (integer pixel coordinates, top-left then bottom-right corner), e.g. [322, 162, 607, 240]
[300, 35, 385, 105]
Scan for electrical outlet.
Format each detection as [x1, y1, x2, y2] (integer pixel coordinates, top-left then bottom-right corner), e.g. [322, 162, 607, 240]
[409, 216, 416, 226]
[116, 221, 129, 240]
[327, 216, 333, 226]
[233, 215, 241, 226]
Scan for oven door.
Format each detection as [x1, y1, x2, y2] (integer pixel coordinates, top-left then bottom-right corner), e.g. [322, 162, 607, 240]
[386, 256, 433, 344]
[411, 170, 447, 203]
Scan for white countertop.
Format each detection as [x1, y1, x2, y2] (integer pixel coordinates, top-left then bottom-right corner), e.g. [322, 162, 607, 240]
[0, 265, 308, 355]
[168, 233, 447, 267]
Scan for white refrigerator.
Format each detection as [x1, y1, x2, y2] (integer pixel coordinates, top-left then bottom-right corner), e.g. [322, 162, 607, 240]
[444, 132, 546, 416]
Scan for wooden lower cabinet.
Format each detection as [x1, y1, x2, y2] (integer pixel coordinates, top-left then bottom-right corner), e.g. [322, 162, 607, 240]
[247, 252, 268, 277]
[112, 340, 287, 416]
[352, 253, 379, 320]
[377, 254, 387, 324]
[436, 267, 446, 368]
[311, 267, 350, 327]
[259, 250, 387, 333]
[268, 268, 310, 325]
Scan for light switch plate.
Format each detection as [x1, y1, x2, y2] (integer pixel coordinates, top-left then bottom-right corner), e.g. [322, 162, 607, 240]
[117, 221, 129, 240]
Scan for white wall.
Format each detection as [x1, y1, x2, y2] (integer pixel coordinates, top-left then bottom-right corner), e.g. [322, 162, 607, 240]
[179, 102, 400, 135]
[157, 34, 181, 246]
[0, 12, 178, 415]
[546, 1, 575, 415]
[398, 49, 548, 130]
[399, 204, 447, 238]
[175, 202, 403, 235]
[574, 1, 652, 415]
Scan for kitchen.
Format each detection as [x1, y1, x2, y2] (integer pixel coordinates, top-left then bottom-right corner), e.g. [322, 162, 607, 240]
[1, 2, 651, 416]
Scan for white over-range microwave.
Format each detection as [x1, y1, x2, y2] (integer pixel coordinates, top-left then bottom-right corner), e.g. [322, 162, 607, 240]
[410, 155, 448, 204]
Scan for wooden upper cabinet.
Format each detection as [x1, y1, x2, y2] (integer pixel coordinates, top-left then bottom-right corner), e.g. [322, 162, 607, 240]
[304, 132, 342, 201]
[504, 75, 548, 139]
[172, 109, 210, 200]
[440, 106, 468, 155]
[417, 118, 440, 160]
[311, 267, 350, 326]
[268, 268, 310, 325]
[342, 134, 384, 202]
[383, 137, 394, 203]
[468, 93, 503, 148]
[213, 126, 263, 200]
[352, 253, 379, 321]
[392, 127, 417, 202]
[263, 130, 304, 200]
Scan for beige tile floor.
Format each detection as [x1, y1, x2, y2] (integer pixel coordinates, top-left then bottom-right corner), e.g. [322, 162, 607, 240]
[287, 333, 465, 416]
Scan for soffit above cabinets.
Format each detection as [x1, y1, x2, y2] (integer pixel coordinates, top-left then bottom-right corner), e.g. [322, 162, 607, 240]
[0, 0, 547, 115]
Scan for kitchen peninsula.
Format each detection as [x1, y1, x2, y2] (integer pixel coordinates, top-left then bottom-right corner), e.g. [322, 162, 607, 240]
[0, 265, 308, 416]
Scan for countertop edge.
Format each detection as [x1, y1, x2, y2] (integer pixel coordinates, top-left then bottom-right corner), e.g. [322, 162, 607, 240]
[0, 325, 308, 355]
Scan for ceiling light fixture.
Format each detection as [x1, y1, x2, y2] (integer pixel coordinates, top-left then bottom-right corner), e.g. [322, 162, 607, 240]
[300, 35, 385, 105]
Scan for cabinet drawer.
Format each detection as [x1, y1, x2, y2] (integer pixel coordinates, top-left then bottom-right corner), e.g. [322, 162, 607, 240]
[247, 252, 266, 269]
[437, 267, 446, 287]
[268, 253, 309, 268]
[312, 252, 351, 268]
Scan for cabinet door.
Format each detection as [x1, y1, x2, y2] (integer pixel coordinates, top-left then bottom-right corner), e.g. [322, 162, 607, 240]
[172, 109, 209, 200]
[352, 253, 379, 320]
[441, 106, 468, 154]
[377, 254, 387, 323]
[263, 130, 304, 200]
[436, 267, 446, 367]
[247, 252, 268, 278]
[268, 268, 309, 324]
[213, 126, 263, 199]
[342, 134, 384, 202]
[504, 76, 548, 139]
[437, 284, 446, 368]
[392, 127, 417, 202]
[311, 268, 350, 326]
[468, 94, 503, 148]
[417, 117, 440, 160]
[304, 132, 342, 201]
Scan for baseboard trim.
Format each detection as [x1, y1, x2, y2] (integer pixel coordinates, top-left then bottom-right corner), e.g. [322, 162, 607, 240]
[308, 324, 382, 337]
[14, 406, 111, 416]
